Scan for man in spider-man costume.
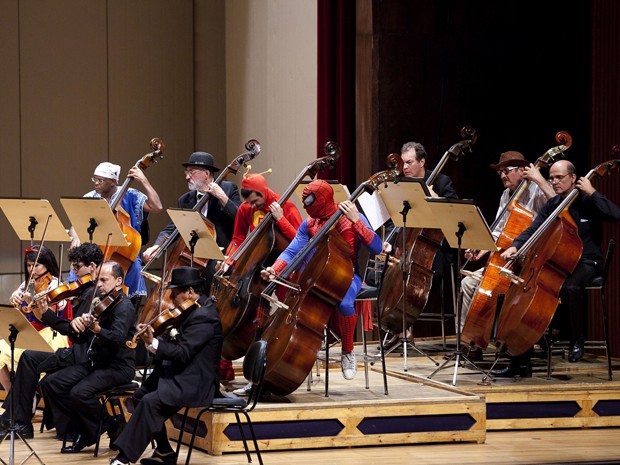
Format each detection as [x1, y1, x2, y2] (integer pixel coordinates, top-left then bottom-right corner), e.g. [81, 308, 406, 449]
[261, 180, 382, 380]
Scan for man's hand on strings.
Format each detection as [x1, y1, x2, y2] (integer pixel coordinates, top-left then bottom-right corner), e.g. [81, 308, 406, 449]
[501, 246, 518, 261]
[136, 323, 154, 346]
[339, 200, 360, 223]
[260, 267, 276, 281]
[269, 202, 284, 220]
[465, 249, 489, 261]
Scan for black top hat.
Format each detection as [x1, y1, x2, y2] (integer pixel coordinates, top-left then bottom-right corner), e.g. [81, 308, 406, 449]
[181, 152, 221, 172]
[166, 266, 205, 290]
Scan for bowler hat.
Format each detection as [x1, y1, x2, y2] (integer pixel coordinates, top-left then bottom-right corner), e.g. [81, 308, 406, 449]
[166, 266, 205, 289]
[490, 151, 530, 170]
[182, 152, 221, 172]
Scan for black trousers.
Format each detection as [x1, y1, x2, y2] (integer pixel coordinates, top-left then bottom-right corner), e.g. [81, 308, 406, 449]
[40, 363, 134, 441]
[113, 388, 179, 463]
[553, 260, 599, 343]
[1, 350, 56, 425]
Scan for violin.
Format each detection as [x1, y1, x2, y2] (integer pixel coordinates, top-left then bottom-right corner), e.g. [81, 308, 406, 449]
[88, 288, 122, 320]
[47, 274, 95, 304]
[125, 299, 198, 349]
[19, 272, 53, 314]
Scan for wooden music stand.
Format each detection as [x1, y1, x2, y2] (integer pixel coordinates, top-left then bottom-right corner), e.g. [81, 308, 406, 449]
[424, 197, 496, 385]
[377, 178, 442, 371]
[0, 198, 70, 243]
[60, 197, 129, 246]
[166, 209, 225, 263]
[0, 308, 55, 353]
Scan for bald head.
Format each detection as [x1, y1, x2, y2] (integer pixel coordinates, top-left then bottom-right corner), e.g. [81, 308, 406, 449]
[549, 160, 577, 197]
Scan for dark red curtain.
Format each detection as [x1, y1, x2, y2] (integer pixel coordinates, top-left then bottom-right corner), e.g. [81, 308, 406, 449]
[317, 0, 356, 189]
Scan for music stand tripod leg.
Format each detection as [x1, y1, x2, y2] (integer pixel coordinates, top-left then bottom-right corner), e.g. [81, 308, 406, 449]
[0, 325, 45, 465]
[427, 222, 487, 385]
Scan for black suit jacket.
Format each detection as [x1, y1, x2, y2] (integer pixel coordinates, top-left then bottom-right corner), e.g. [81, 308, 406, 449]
[142, 295, 223, 408]
[154, 180, 240, 250]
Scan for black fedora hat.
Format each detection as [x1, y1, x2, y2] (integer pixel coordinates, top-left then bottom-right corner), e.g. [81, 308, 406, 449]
[166, 266, 205, 289]
[181, 152, 220, 172]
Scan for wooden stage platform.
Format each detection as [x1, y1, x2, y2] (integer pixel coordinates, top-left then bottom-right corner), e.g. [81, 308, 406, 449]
[169, 339, 620, 456]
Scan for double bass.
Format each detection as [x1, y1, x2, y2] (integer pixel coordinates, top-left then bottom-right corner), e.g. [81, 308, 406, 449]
[257, 154, 403, 396]
[461, 131, 572, 350]
[138, 139, 261, 325]
[103, 138, 165, 273]
[212, 142, 339, 361]
[378, 127, 477, 332]
[495, 155, 620, 356]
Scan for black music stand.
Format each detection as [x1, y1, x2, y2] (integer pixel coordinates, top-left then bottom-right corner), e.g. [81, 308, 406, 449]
[425, 198, 496, 385]
[59, 197, 129, 246]
[378, 179, 443, 372]
[166, 209, 225, 263]
[0, 309, 54, 465]
[0, 198, 70, 245]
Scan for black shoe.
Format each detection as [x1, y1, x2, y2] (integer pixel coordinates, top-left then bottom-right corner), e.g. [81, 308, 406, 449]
[60, 434, 96, 453]
[139, 449, 177, 465]
[466, 347, 484, 362]
[491, 362, 532, 378]
[0, 422, 34, 439]
[568, 340, 585, 363]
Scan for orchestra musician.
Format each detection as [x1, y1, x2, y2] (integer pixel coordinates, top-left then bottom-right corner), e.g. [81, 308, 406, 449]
[221, 172, 302, 396]
[110, 266, 223, 465]
[142, 152, 241, 289]
[261, 180, 382, 380]
[381, 141, 458, 347]
[41, 261, 136, 453]
[497, 160, 620, 377]
[0, 243, 103, 439]
[3, 245, 71, 392]
[460, 151, 555, 358]
[221, 172, 303, 271]
[69, 162, 163, 306]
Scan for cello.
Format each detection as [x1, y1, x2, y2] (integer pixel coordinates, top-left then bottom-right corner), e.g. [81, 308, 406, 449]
[138, 139, 261, 325]
[103, 138, 165, 273]
[495, 155, 620, 356]
[378, 127, 477, 332]
[461, 131, 571, 350]
[257, 154, 403, 396]
[212, 142, 339, 361]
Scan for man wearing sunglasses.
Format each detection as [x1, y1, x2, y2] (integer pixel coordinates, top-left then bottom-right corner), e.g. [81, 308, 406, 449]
[69, 162, 163, 307]
[498, 159, 620, 375]
[143, 152, 240, 289]
[459, 151, 554, 363]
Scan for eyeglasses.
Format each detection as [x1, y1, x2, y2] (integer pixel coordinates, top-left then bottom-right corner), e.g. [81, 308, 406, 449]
[548, 173, 570, 183]
[72, 262, 86, 271]
[496, 166, 520, 176]
[184, 168, 205, 177]
[91, 177, 107, 184]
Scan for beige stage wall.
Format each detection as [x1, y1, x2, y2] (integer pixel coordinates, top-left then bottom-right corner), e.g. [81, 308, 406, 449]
[0, 0, 317, 299]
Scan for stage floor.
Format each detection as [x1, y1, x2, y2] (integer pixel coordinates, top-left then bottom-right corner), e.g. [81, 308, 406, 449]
[175, 338, 620, 455]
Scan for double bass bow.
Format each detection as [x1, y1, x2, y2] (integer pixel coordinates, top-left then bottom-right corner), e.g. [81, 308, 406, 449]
[102, 138, 165, 273]
[138, 139, 261, 326]
[378, 126, 477, 332]
[460, 131, 572, 350]
[495, 154, 620, 356]
[257, 154, 403, 396]
[212, 142, 339, 361]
